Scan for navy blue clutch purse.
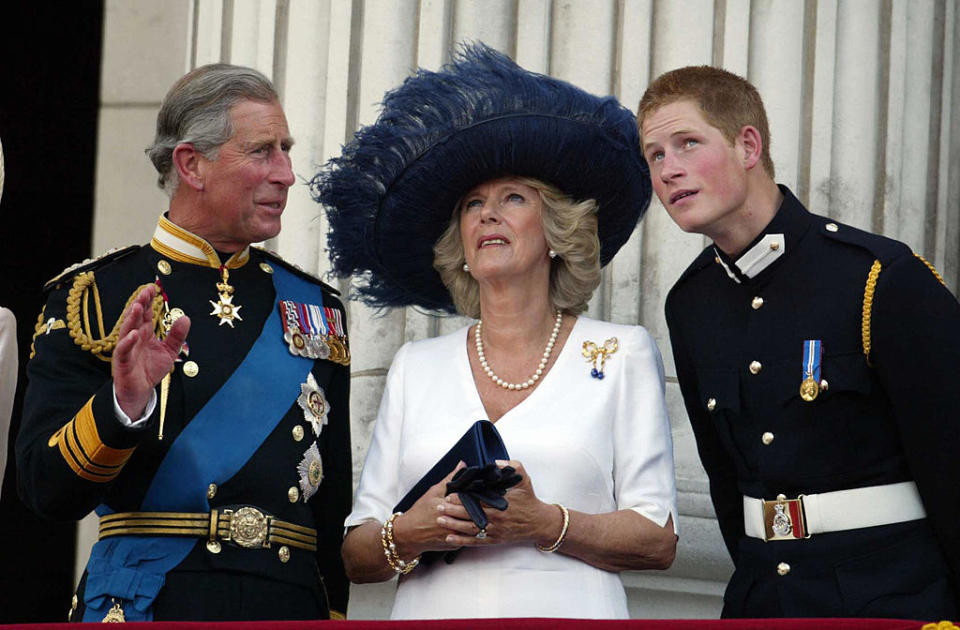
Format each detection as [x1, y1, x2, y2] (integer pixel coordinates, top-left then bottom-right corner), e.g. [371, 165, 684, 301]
[394, 420, 521, 564]
[395, 419, 510, 512]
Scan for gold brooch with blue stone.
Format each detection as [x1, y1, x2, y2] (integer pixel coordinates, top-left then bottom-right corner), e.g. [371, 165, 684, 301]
[582, 337, 619, 379]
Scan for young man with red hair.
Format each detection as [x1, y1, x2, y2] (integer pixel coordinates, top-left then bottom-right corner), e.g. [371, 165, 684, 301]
[639, 66, 960, 619]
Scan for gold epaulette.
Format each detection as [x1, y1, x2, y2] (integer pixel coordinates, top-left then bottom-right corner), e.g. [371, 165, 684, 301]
[65, 271, 165, 362]
[43, 245, 140, 291]
[48, 396, 135, 482]
[862, 254, 947, 366]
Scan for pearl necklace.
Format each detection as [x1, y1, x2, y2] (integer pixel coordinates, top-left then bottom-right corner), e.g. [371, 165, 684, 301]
[475, 310, 563, 390]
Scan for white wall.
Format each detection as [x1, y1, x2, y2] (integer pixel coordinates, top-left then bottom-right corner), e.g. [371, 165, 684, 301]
[90, 0, 960, 619]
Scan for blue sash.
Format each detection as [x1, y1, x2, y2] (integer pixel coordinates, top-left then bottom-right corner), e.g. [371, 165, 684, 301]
[82, 264, 319, 621]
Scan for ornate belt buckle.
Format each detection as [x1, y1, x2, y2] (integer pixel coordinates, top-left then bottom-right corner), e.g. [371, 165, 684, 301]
[225, 506, 272, 548]
[762, 494, 809, 541]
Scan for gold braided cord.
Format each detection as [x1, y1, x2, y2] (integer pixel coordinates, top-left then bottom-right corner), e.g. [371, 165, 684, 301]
[81, 284, 95, 341]
[93, 278, 107, 337]
[861, 260, 882, 366]
[914, 253, 946, 286]
[921, 622, 959, 630]
[66, 271, 164, 360]
[29, 308, 46, 359]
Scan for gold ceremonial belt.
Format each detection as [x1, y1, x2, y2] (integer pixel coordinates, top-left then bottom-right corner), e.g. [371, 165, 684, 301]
[99, 506, 317, 552]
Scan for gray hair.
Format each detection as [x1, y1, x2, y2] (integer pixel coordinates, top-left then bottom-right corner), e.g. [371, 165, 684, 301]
[433, 176, 601, 319]
[146, 63, 279, 197]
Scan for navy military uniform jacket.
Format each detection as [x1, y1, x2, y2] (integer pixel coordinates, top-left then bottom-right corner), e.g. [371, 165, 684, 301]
[666, 187, 960, 619]
[17, 216, 351, 621]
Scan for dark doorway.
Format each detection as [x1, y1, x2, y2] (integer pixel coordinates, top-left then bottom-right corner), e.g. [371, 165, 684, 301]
[0, 2, 104, 622]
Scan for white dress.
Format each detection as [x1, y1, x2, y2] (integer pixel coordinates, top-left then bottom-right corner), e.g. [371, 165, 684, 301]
[345, 316, 677, 619]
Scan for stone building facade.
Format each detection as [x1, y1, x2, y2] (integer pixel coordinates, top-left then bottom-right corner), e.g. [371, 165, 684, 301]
[86, 0, 960, 618]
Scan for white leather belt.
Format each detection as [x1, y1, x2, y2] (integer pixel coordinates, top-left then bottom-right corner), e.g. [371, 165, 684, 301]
[743, 481, 926, 541]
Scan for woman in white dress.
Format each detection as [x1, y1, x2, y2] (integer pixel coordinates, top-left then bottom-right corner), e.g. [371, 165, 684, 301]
[312, 43, 678, 619]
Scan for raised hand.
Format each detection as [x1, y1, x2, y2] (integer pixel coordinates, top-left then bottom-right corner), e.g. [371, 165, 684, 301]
[112, 285, 190, 420]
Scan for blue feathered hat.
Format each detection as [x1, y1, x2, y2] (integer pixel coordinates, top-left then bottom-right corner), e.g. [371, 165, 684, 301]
[311, 43, 650, 312]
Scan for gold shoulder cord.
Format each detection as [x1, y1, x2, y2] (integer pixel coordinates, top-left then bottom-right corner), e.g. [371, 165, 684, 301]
[861, 260, 882, 366]
[914, 253, 947, 286]
[862, 254, 946, 366]
[65, 271, 164, 362]
[29, 308, 46, 359]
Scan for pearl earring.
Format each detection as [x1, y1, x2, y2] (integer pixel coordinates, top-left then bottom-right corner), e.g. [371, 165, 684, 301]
[462, 262, 470, 272]
[548, 249, 557, 259]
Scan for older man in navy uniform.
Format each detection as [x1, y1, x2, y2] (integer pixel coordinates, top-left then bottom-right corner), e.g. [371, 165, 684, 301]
[638, 66, 960, 619]
[17, 64, 350, 622]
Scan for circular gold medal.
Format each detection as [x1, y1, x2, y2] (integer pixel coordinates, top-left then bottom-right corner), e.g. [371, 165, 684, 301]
[292, 331, 306, 350]
[327, 336, 343, 362]
[799, 376, 819, 402]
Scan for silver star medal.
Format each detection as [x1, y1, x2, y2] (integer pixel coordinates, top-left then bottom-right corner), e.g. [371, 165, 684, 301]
[297, 372, 330, 437]
[297, 442, 323, 502]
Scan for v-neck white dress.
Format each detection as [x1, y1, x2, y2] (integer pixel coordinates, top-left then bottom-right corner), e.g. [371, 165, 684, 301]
[345, 316, 677, 619]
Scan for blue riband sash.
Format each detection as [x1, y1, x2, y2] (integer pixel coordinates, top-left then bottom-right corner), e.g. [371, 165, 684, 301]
[82, 264, 319, 621]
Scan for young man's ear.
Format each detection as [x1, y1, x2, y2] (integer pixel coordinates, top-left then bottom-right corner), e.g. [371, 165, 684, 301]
[172, 143, 205, 191]
[737, 125, 763, 171]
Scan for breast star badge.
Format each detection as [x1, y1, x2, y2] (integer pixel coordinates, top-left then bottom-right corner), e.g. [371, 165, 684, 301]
[297, 443, 323, 502]
[297, 373, 330, 437]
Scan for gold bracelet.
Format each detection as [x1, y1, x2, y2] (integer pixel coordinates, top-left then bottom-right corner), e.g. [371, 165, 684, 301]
[380, 512, 420, 574]
[536, 503, 570, 553]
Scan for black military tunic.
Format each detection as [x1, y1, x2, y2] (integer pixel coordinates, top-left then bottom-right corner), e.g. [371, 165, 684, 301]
[666, 186, 960, 619]
[17, 217, 351, 621]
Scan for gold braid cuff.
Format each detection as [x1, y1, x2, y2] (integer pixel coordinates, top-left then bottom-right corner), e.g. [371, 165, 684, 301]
[66, 271, 164, 361]
[861, 260, 881, 366]
[48, 396, 135, 482]
[914, 253, 946, 286]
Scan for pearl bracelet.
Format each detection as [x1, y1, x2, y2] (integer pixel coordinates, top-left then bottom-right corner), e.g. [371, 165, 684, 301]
[536, 503, 570, 553]
[380, 512, 420, 574]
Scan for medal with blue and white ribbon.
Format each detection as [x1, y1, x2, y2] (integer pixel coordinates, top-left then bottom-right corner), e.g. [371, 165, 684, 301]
[279, 300, 330, 359]
[799, 339, 822, 402]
